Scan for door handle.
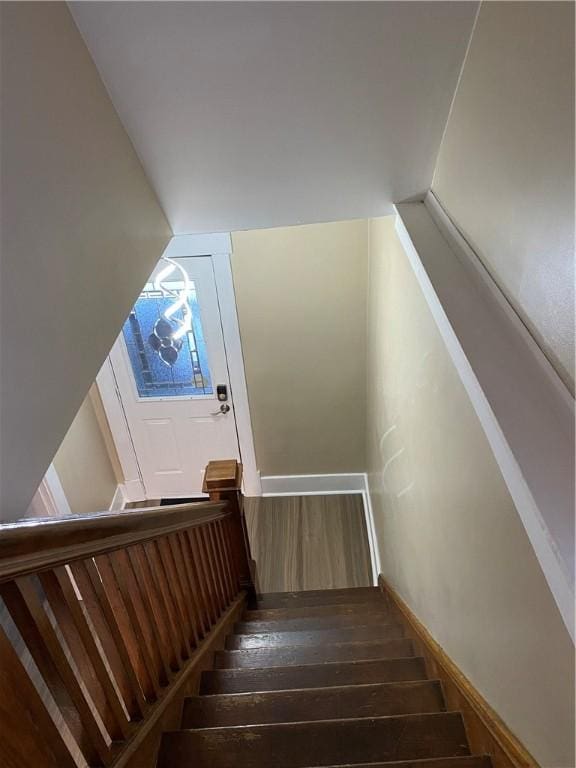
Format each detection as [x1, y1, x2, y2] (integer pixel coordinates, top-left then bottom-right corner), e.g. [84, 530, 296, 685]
[211, 403, 230, 415]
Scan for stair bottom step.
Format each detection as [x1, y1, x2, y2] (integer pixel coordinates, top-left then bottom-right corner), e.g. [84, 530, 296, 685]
[158, 712, 470, 768]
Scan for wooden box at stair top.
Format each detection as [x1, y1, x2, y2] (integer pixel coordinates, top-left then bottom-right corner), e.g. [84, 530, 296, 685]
[203, 460, 242, 493]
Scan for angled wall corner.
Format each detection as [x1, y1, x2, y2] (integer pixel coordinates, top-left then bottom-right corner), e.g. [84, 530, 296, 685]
[230, 221, 369, 477]
[394, 200, 574, 638]
[52, 389, 119, 515]
[0, 3, 172, 520]
[431, 1, 575, 396]
[365, 214, 575, 768]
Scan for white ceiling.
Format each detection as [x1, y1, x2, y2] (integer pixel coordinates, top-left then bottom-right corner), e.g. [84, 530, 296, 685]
[71, 2, 478, 234]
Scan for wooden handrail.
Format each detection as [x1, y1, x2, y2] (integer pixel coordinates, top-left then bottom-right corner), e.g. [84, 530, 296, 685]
[0, 459, 255, 768]
[0, 500, 226, 582]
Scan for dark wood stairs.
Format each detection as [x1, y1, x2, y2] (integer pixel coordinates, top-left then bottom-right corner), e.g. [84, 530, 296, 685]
[157, 587, 493, 768]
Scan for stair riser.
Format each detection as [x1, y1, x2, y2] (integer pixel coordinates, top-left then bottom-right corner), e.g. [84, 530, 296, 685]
[257, 592, 384, 609]
[158, 712, 470, 768]
[257, 588, 379, 601]
[215, 638, 414, 668]
[201, 657, 428, 694]
[226, 623, 405, 649]
[245, 604, 391, 621]
[182, 680, 445, 727]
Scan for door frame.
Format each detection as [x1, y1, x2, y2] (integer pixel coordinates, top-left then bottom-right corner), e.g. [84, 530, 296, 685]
[96, 233, 261, 500]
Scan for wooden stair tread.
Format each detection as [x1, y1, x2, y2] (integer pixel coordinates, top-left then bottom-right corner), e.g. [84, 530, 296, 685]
[215, 638, 414, 668]
[227, 623, 405, 649]
[235, 614, 398, 633]
[155, 586, 497, 768]
[201, 657, 428, 694]
[257, 588, 382, 608]
[183, 679, 446, 727]
[245, 603, 391, 621]
[158, 712, 470, 768]
[299, 758, 492, 768]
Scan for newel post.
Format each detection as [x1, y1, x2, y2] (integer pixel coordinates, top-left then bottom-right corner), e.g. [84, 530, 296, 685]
[203, 459, 257, 602]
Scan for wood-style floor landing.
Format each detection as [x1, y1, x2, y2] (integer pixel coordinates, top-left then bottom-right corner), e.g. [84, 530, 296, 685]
[244, 494, 372, 593]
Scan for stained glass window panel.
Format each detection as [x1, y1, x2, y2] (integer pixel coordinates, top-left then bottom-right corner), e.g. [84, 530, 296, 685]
[122, 281, 213, 398]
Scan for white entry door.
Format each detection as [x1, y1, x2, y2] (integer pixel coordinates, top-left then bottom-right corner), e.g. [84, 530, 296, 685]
[108, 255, 240, 498]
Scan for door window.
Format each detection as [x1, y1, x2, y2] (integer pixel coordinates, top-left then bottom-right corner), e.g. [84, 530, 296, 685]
[122, 271, 213, 399]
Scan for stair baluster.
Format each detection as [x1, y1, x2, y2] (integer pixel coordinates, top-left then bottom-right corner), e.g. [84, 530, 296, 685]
[0, 459, 252, 768]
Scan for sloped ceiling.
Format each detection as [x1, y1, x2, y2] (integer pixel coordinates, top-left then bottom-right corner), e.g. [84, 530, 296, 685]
[71, 2, 478, 234]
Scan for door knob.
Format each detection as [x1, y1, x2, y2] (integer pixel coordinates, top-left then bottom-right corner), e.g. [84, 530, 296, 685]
[211, 403, 230, 415]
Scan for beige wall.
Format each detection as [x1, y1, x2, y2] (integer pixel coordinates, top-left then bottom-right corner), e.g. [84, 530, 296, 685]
[366, 216, 574, 767]
[432, 2, 575, 392]
[231, 221, 368, 476]
[53, 389, 118, 514]
[0, 3, 172, 520]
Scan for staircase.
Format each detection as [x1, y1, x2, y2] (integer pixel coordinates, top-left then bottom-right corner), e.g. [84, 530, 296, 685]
[158, 587, 492, 768]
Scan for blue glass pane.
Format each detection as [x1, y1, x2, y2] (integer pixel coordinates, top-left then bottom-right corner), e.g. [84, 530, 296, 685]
[122, 285, 213, 398]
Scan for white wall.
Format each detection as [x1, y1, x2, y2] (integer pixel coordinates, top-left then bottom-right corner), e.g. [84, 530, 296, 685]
[433, 1, 575, 392]
[0, 3, 172, 520]
[231, 221, 368, 476]
[366, 216, 574, 768]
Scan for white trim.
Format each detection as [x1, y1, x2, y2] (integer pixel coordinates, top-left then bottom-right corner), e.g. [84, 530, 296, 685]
[43, 464, 72, 516]
[211, 251, 261, 497]
[393, 202, 575, 641]
[424, 191, 573, 404]
[26, 463, 72, 518]
[360, 476, 381, 586]
[259, 472, 380, 585]
[430, 2, 481, 190]
[162, 233, 232, 259]
[261, 473, 366, 496]
[29, 467, 127, 518]
[95, 358, 146, 503]
[109, 484, 127, 511]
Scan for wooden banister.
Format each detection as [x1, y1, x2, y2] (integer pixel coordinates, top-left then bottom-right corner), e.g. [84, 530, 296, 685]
[0, 500, 227, 582]
[203, 459, 258, 601]
[0, 459, 253, 768]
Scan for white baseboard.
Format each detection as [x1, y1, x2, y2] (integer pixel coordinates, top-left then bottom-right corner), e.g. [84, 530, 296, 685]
[259, 472, 381, 586]
[360, 479, 382, 586]
[260, 473, 366, 496]
[109, 484, 128, 511]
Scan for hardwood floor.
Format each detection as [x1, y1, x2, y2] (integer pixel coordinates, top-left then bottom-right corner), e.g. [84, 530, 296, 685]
[244, 495, 372, 592]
